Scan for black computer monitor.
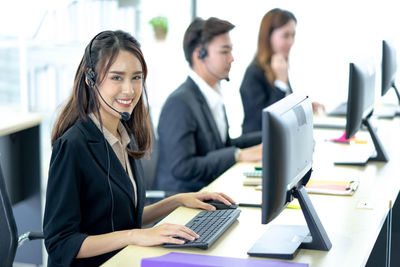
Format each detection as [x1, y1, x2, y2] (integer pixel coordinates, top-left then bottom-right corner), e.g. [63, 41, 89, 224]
[335, 62, 389, 165]
[382, 40, 399, 102]
[247, 94, 331, 260]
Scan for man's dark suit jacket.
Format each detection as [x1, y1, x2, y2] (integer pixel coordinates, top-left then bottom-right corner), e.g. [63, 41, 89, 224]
[240, 62, 287, 134]
[155, 77, 261, 193]
[43, 119, 145, 267]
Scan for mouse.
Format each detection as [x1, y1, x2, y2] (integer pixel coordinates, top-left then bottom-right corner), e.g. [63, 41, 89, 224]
[204, 199, 238, 210]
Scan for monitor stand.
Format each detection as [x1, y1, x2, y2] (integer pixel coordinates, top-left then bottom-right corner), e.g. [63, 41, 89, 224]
[334, 116, 389, 166]
[393, 83, 400, 106]
[247, 186, 332, 260]
[374, 83, 400, 118]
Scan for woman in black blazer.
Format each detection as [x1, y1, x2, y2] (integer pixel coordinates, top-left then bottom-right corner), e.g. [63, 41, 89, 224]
[240, 9, 324, 134]
[43, 30, 235, 267]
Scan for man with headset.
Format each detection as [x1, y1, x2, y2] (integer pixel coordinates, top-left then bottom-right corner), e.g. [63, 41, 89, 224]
[155, 17, 262, 193]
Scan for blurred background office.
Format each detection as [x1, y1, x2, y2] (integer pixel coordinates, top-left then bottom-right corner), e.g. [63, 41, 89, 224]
[0, 0, 399, 265]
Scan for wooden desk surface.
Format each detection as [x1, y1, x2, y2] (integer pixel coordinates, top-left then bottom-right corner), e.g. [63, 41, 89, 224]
[0, 112, 42, 136]
[103, 118, 400, 267]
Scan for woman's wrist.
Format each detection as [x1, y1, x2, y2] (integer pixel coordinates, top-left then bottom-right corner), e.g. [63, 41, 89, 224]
[274, 79, 289, 91]
[172, 193, 185, 208]
[127, 228, 141, 246]
[234, 148, 242, 162]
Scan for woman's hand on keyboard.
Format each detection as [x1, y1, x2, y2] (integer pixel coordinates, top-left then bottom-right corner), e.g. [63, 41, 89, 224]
[177, 192, 235, 211]
[129, 223, 199, 246]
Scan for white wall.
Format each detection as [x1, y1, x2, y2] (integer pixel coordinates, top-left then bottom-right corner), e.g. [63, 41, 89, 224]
[195, 0, 400, 137]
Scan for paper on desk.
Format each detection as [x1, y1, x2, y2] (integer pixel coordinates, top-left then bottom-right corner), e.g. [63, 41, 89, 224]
[306, 180, 359, 196]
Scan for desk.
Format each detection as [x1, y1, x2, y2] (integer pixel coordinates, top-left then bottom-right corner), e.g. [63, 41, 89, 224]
[0, 112, 42, 204]
[103, 118, 400, 267]
[0, 112, 42, 265]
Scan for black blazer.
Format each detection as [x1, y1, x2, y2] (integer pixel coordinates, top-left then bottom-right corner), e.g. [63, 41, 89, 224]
[43, 119, 145, 267]
[240, 62, 287, 134]
[155, 77, 261, 193]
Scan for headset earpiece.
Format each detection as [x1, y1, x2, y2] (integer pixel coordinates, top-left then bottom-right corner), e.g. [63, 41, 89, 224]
[87, 69, 96, 87]
[198, 48, 207, 60]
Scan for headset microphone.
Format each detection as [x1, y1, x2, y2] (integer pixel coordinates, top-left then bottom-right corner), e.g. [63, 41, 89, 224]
[120, 112, 131, 121]
[94, 83, 131, 121]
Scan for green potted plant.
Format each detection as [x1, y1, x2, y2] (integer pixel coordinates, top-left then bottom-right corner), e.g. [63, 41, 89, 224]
[149, 16, 168, 41]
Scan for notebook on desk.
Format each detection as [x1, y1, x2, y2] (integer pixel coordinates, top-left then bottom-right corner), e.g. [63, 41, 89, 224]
[244, 177, 359, 196]
[305, 180, 359, 196]
[141, 252, 308, 267]
[332, 143, 375, 166]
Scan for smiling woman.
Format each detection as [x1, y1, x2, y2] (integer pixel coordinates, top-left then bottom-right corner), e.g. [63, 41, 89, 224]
[43, 30, 236, 267]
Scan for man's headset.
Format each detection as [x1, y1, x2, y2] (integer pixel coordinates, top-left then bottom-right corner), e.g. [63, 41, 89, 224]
[86, 32, 131, 121]
[198, 47, 208, 60]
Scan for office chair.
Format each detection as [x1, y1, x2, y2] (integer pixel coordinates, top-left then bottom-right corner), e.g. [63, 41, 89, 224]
[141, 112, 177, 205]
[0, 163, 44, 267]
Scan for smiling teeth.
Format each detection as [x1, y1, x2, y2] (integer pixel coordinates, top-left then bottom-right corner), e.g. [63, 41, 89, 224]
[117, 99, 132, 104]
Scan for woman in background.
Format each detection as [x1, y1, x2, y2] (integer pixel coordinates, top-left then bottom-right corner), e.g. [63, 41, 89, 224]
[240, 8, 324, 134]
[43, 30, 235, 267]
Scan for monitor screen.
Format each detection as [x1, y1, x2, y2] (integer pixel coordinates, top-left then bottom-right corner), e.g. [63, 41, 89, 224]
[334, 62, 389, 165]
[248, 94, 331, 259]
[261, 94, 313, 224]
[382, 40, 398, 97]
[345, 62, 375, 139]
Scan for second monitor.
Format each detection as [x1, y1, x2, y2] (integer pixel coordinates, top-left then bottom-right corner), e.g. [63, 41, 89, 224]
[334, 62, 389, 165]
[328, 40, 399, 119]
[248, 94, 331, 259]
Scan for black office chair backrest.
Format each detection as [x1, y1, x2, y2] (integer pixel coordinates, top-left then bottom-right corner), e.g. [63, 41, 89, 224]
[141, 114, 159, 191]
[0, 163, 18, 267]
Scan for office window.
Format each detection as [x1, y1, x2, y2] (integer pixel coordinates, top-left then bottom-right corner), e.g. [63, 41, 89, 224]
[0, 45, 20, 110]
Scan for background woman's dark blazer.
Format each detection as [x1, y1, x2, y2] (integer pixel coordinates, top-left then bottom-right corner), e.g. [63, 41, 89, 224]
[43, 119, 145, 267]
[240, 62, 286, 134]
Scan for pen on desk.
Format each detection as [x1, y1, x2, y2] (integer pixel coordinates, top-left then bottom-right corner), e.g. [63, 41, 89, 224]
[346, 180, 359, 191]
[238, 203, 262, 208]
[324, 138, 367, 144]
[324, 138, 349, 144]
[345, 181, 354, 190]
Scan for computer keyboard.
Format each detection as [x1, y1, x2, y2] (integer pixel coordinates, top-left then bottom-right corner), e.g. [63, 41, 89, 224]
[327, 102, 399, 118]
[163, 209, 241, 249]
[243, 171, 262, 178]
[373, 105, 399, 118]
[327, 102, 347, 116]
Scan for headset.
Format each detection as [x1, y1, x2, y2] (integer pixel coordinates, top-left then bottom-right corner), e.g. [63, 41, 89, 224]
[198, 47, 207, 60]
[86, 32, 131, 121]
[197, 28, 230, 82]
[85, 32, 122, 232]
